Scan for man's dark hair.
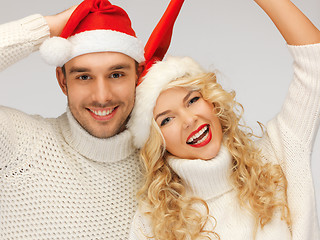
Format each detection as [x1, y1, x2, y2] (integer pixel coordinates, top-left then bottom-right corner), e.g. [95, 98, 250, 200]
[61, 65, 66, 76]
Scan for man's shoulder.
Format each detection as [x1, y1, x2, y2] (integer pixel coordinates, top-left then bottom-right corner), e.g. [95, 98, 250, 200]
[0, 105, 63, 132]
[0, 106, 65, 177]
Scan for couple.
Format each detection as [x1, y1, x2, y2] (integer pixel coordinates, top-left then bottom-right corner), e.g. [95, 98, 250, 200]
[1, 0, 319, 239]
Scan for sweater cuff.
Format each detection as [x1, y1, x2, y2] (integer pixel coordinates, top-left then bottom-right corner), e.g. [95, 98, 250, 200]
[19, 14, 50, 51]
[287, 43, 320, 66]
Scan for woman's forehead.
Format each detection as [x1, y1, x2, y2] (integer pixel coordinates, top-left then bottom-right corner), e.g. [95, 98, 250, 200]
[153, 87, 197, 114]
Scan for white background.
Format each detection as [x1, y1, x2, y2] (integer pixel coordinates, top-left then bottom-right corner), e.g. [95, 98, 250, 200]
[1, 0, 319, 219]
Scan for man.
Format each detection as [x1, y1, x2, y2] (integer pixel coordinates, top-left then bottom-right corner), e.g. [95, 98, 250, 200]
[0, 0, 185, 238]
[0, 1, 144, 238]
[0, 1, 141, 239]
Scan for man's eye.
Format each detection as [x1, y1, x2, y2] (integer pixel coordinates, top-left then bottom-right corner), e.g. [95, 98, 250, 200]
[78, 75, 91, 80]
[160, 117, 172, 127]
[188, 96, 200, 105]
[110, 73, 123, 79]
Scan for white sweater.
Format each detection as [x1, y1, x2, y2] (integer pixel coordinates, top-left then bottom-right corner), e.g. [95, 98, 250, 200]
[129, 44, 320, 239]
[0, 15, 143, 239]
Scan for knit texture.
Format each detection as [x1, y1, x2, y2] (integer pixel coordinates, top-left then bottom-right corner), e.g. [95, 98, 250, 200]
[129, 43, 320, 240]
[0, 15, 143, 239]
[0, 14, 49, 71]
[0, 107, 143, 239]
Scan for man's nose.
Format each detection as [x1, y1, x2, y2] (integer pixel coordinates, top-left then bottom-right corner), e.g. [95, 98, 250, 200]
[92, 78, 112, 103]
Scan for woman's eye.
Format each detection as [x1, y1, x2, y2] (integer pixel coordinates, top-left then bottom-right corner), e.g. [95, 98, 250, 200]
[188, 96, 200, 105]
[110, 73, 123, 79]
[78, 75, 91, 80]
[160, 117, 172, 127]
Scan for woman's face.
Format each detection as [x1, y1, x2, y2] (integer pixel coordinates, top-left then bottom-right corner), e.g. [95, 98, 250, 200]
[153, 87, 223, 160]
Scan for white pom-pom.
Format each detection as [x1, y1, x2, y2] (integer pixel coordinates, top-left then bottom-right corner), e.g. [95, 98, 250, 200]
[40, 37, 72, 66]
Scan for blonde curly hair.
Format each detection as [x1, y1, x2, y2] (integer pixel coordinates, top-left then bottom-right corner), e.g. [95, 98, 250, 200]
[137, 71, 291, 240]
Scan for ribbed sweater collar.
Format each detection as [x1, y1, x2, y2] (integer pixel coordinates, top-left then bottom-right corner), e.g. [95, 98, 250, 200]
[168, 145, 233, 201]
[58, 108, 135, 163]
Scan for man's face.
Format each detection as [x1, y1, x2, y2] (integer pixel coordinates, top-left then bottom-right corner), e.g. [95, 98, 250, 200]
[56, 52, 138, 138]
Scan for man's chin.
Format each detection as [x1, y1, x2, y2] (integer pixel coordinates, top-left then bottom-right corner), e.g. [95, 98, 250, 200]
[69, 109, 127, 138]
[84, 124, 127, 139]
[85, 128, 116, 139]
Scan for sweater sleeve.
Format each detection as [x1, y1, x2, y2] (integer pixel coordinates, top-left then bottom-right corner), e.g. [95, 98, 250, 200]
[261, 43, 320, 164]
[0, 14, 50, 71]
[260, 43, 320, 240]
[0, 15, 50, 167]
[279, 44, 320, 148]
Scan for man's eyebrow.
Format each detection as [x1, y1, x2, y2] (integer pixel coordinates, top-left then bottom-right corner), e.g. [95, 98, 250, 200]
[68, 64, 132, 74]
[69, 67, 91, 74]
[108, 64, 132, 71]
[155, 110, 171, 122]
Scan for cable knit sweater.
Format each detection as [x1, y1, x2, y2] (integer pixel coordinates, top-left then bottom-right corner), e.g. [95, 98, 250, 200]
[0, 15, 143, 239]
[129, 43, 320, 239]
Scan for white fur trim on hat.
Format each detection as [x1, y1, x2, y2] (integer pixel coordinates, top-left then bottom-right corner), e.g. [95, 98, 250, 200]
[40, 30, 145, 67]
[128, 56, 205, 148]
[40, 37, 73, 67]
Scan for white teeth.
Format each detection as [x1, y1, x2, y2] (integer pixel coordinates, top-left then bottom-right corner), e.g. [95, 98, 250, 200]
[90, 108, 114, 116]
[187, 125, 208, 144]
[194, 131, 209, 145]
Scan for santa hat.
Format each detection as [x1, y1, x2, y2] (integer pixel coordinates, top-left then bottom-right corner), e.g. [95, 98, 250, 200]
[137, 0, 185, 85]
[40, 0, 144, 66]
[128, 56, 205, 148]
[126, 0, 190, 148]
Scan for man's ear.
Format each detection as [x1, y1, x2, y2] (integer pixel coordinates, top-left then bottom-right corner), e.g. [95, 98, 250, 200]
[138, 62, 145, 75]
[56, 67, 68, 96]
[136, 62, 146, 85]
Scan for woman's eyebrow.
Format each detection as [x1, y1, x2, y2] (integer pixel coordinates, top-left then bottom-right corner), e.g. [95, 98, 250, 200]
[155, 91, 196, 121]
[154, 110, 171, 122]
[183, 90, 194, 103]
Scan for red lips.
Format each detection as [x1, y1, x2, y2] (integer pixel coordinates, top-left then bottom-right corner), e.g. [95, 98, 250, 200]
[186, 124, 212, 148]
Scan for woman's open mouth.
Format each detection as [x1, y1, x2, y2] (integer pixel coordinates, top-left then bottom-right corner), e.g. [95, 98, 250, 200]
[186, 124, 212, 148]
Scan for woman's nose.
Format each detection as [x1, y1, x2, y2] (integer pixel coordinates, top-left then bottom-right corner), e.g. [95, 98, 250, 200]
[182, 110, 197, 129]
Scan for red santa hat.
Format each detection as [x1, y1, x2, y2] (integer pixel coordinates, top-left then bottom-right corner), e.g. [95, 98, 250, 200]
[137, 0, 185, 85]
[127, 0, 190, 148]
[40, 0, 144, 66]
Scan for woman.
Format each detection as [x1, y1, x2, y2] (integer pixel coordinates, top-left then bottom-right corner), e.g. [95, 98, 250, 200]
[128, 0, 320, 239]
